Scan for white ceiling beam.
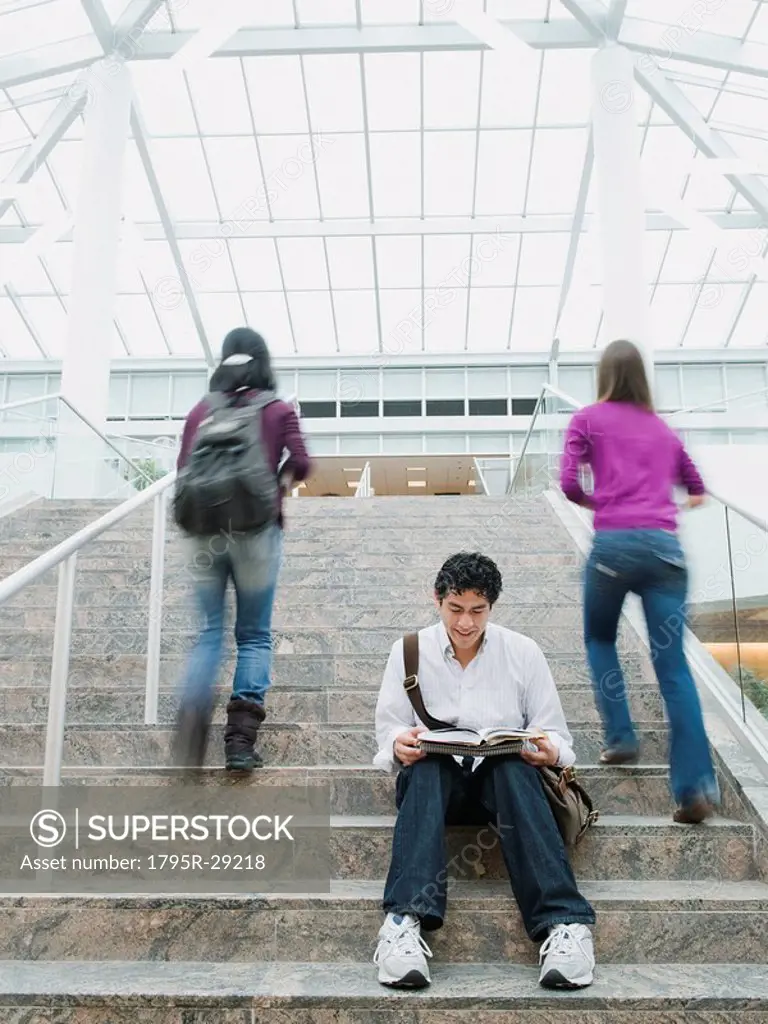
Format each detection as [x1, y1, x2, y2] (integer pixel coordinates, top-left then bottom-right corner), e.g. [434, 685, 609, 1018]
[555, 128, 593, 332]
[605, 0, 629, 41]
[0, 76, 89, 221]
[2, 212, 767, 243]
[0, 21, 593, 89]
[634, 60, 768, 223]
[114, 0, 165, 40]
[621, 18, 768, 81]
[80, 0, 113, 51]
[557, 0, 607, 38]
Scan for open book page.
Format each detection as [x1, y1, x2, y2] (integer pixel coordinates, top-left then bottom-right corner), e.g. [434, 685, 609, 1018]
[419, 727, 540, 747]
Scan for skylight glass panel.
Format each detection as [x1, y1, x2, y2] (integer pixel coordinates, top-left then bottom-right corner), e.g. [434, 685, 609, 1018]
[517, 234, 569, 287]
[649, 284, 696, 348]
[333, 291, 379, 353]
[487, 0, 548, 14]
[375, 236, 421, 289]
[424, 52, 482, 130]
[177, 240, 238, 292]
[680, 151, 739, 211]
[712, 229, 768, 283]
[656, 232, 716, 283]
[325, 237, 375, 289]
[466, 288, 514, 352]
[750, 4, 768, 44]
[197, 293, 248, 349]
[315, 134, 371, 218]
[525, 129, 588, 215]
[470, 232, 520, 288]
[473, 131, 532, 216]
[304, 56, 364, 132]
[112, 296, 167, 357]
[7, 174, 67, 226]
[364, 55, 420, 132]
[154, 301, 203, 357]
[640, 127, 698, 212]
[137, 240, 190, 298]
[509, 287, 559, 352]
[129, 65, 197, 136]
[244, 58, 309, 134]
[683, 284, 744, 347]
[481, 49, 539, 127]
[0, 0, 91, 59]
[423, 132, 475, 216]
[204, 138, 270, 222]
[166, 0, 294, 29]
[423, 289, 468, 352]
[423, 235, 470, 288]
[362, 0, 419, 25]
[296, 0, 356, 24]
[288, 292, 337, 354]
[556, 286, 602, 351]
[728, 284, 768, 347]
[243, 292, 294, 354]
[0, 245, 53, 294]
[149, 139, 219, 221]
[277, 238, 329, 290]
[38, 241, 72, 294]
[370, 133, 421, 217]
[258, 136, 321, 220]
[0, 297, 37, 357]
[538, 51, 591, 126]
[185, 61, 253, 136]
[23, 297, 64, 357]
[228, 239, 283, 291]
[378, 289, 422, 354]
[3, 97, 61, 137]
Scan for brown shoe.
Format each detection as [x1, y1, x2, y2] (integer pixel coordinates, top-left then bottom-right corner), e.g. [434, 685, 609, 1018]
[673, 797, 714, 824]
[599, 747, 640, 766]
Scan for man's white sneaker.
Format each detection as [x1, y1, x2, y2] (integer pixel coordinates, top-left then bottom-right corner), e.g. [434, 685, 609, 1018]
[538, 923, 595, 989]
[374, 913, 433, 988]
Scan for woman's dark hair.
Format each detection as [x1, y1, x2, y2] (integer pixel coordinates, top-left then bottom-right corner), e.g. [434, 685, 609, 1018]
[208, 327, 277, 394]
[434, 552, 502, 607]
[597, 339, 653, 411]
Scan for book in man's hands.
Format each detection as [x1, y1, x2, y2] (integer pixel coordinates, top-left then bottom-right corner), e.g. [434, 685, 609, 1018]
[417, 726, 542, 758]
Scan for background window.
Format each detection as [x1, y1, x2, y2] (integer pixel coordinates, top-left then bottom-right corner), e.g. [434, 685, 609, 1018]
[427, 399, 465, 416]
[469, 398, 507, 416]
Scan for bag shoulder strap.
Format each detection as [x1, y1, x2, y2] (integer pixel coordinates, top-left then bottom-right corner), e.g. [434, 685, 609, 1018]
[401, 632, 454, 732]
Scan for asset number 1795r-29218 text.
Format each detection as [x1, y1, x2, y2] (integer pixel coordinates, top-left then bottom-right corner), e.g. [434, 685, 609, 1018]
[147, 854, 266, 871]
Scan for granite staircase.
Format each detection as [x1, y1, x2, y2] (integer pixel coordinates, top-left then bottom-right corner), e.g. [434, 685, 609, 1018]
[0, 494, 767, 1022]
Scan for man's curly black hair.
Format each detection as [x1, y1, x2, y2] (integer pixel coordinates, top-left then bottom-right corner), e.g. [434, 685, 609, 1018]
[434, 552, 502, 607]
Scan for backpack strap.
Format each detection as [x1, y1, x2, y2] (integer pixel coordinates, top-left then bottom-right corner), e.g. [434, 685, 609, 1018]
[401, 632, 454, 731]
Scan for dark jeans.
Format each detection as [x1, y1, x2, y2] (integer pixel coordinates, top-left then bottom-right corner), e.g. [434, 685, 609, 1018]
[382, 755, 595, 940]
[584, 528, 719, 807]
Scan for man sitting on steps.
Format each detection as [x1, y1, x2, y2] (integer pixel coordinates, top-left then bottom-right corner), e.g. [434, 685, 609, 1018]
[372, 551, 596, 990]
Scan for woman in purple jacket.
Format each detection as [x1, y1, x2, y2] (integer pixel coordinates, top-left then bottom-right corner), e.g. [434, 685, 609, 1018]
[560, 340, 719, 824]
[172, 328, 312, 773]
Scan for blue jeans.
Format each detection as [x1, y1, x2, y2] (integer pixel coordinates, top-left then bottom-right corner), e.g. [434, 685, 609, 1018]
[584, 529, 719, 806]
[382, 755, 595, 939]
[179, 524, 283, 709]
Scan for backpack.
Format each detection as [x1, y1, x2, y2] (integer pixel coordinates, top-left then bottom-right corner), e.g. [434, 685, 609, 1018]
[173, 390, 281, 537]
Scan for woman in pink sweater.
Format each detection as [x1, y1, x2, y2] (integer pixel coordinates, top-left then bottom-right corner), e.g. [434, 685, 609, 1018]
[560, 340, 719, 824]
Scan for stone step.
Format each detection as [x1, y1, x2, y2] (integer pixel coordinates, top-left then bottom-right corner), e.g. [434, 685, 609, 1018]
[0, 582, 585, 608]
[0, 764, 679, 818]
[0, 722, 670, 768]
[0, 683, 666, 727]
[0, 652, 656, 688]
[4, 603, 588, 632]
[2, 961, 768, 1022]
[329, 815, 755, 882]
[1, 880, 767, 965]
[0, 625, 645, 659]
[0, 565, 588, 590]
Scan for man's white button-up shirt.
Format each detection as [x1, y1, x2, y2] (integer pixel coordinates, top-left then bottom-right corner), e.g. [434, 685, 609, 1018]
[373, 620, 575, 771]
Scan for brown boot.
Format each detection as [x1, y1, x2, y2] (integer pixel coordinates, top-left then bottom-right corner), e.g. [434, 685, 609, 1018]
[224, 698, 266, 773]
[673, 796, 715, 824]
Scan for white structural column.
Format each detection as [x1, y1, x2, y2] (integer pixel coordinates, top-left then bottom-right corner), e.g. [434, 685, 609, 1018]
[590, 43, 653, 384]
[54, 59, 132, 498]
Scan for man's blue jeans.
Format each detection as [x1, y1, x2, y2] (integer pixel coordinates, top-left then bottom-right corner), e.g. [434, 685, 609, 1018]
[382, 755, 595, 940]
[584, 528, 719, 807]
[179, 524, 283, 710]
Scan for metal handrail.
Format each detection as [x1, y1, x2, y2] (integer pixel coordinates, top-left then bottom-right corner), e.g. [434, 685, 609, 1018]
[510, 382, 768, 535]
[0, 392, 155, 485]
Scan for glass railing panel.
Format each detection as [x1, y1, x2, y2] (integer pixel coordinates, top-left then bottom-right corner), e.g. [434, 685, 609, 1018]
[682, 498, 748, 720]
